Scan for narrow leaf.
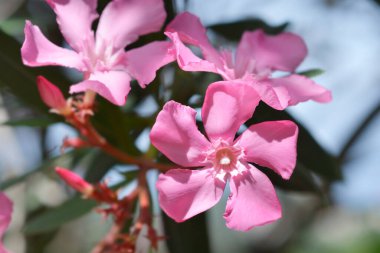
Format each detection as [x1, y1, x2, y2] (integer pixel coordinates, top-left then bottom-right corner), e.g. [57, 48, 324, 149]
[297, 68, 324, 78]
[24, 197, 97, 235]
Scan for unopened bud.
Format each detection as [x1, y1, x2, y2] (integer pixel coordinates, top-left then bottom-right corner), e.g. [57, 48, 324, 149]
[37, 76, 70, 115]
[55, 167, 94, 197]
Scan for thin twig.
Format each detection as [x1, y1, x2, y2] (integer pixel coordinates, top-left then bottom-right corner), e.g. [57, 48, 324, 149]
[338, 101, 380, 163]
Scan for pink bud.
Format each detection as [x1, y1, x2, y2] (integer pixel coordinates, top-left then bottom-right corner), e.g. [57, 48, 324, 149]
[37, 76, 69, 114]
[55, 167, 94, 196]
[0, 192, 13, 252]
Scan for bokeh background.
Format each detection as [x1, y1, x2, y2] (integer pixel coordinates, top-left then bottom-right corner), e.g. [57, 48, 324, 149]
[1, 0, 380, 252]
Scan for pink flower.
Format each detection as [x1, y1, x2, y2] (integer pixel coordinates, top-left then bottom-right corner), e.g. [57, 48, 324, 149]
[21, 0, 174, 105]
[166, 12, 332, 110]
[0, 192, 13, 253]
[150, 81, 299, 231]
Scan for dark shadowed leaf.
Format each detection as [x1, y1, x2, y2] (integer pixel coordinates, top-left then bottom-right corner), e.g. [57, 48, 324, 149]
[0, 29, 71, 112]
[163, 212, 211, 253]
[84, 150, 119, 183]
[209, 19, 288, 41]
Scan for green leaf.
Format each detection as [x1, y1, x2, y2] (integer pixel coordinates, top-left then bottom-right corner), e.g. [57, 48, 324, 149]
[91, 98, 141, 156]
[163, 212, 211, 253]
[297, 69, 324, 78]
[83, 150, 119, 183]
[0, 29, 70, 112]
[24, 197, 97, 235]
[209, 19, 288, 41]
[2, 117, 57, 127]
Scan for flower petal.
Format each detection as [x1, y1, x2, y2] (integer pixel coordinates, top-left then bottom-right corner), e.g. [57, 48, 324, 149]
[157, 168, 225, 222]
[236, 30, 307, 73]
[125, 41, 175, 88]
[21, 21, 86, 70]
[236, 121, 298, 179]
[96, 0, 166, 52]
[46, 0, 98, 51]
[150, 101, 211, 167]
[0, 192, 13, 253]
[166, 32, 218, 73]
[224, 163, 281, 231]
[70, 71, 131, 105]
[166, 12, 221, 65]
[202, 81, 260, 143]
[270, 74, 333, 106]
[251, 79, 287, 110]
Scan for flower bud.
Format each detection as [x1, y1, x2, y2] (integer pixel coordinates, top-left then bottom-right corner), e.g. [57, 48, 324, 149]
[55, 167, 94, 197]
[37, 76, 70, 115]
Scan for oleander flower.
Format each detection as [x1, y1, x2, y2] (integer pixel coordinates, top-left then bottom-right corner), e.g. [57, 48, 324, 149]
[0, 192, 13, 253]
[150, 81, 299, 231]
[166, 12, 332, 110]
[21, 0, 174, 105]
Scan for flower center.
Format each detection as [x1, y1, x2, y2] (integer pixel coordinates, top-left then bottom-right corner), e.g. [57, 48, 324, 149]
[81, 36, 123, 72]
[215, 147, 236, 170]
[206, 140, 244, 181]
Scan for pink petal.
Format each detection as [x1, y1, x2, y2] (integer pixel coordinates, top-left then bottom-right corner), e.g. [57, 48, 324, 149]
[125, 41, 175, 88]
[270, 74, 333, 106]
[0, 192, 13, 253]
[150, 101, 211, 167]
[166, 12, 221, 65]
[46, 0, 98, 51]
[251, 79, 287, 110]
[157, 168, 225, 222]
[166, 32, 218, 73]
[70, 71, 131, 105]
[202, 81, 260, 143]
[96, 0, 166, 52]
[236, 30, 307, 73]
[236, 121, 298, 180]
[21, 21, 86, 70]
[36, 76, 67, 110]
[224, 163, 281, 231]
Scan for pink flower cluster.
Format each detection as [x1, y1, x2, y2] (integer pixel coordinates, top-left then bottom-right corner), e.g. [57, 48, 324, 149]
[1, 1, 333, 246]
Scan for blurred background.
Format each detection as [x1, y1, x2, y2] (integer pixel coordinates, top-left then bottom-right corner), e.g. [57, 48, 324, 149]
[1, 0, 380, 252]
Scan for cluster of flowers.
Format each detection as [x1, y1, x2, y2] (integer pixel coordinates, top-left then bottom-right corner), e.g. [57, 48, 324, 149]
[0, 0, 332, 252]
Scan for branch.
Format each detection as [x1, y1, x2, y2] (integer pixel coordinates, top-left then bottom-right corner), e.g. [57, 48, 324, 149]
[338, 101, 380, 163]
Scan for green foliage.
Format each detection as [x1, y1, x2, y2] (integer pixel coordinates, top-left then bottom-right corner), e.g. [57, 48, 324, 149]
[209, 19, 288, 40]
[24, 197, 97, 235]
[298, 69, 325, 78]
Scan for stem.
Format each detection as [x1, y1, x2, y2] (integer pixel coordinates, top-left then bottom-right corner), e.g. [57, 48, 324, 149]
[338, 101, 380, 163]
[90, 217, 126, 253]
[66, 113, 173, 171]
